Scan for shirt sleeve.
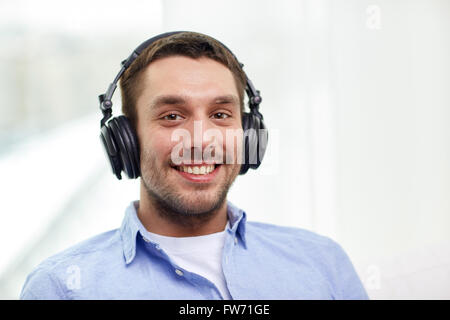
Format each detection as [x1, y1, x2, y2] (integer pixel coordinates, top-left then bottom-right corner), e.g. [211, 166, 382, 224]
[327, 239, 369, 300]
[20, 265, 67, 300]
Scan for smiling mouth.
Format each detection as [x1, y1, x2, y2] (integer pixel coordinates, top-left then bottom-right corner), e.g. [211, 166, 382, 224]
[172, 164, 221, 175]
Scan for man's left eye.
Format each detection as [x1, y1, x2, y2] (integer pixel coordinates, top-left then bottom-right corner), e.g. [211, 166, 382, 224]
[212, 112, 229, 119]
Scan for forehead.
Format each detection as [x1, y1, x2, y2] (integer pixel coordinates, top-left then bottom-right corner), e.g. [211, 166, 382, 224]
[140, 55, 239, 98]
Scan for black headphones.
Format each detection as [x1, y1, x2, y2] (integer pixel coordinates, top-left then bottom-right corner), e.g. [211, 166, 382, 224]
[99, 31, 267, 180]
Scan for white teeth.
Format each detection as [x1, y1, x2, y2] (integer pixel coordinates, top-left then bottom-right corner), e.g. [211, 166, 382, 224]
[177, 165, 215, 175]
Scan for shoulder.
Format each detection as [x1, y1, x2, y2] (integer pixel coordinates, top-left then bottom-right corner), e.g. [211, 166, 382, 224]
[245, 221, 350, 269]
[20, 229, 121, 299]
[245, 221, 368, 299]
[247, 220, 351, 262]
[246, 220, 338, 250]
[38, 228, 121, 268]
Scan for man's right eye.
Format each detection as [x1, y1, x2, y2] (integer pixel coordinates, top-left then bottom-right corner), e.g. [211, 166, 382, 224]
[162, 114, 183, 121]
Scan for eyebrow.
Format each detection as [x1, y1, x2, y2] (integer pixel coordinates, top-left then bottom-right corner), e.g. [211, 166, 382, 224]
[149, 94, 239, 110]
[213, 94, 239, 105]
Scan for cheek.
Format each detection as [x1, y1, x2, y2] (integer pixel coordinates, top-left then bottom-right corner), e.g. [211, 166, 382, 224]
[139, 129, 177, 162]
[223, 128, 243, 163]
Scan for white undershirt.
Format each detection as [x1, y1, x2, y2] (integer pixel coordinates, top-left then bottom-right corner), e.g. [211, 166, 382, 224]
[145, 223, 232, 300]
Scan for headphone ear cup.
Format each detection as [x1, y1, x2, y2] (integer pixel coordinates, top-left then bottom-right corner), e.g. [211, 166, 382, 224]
[240, 113, 252, 175]
[240, 112, 268, 175]
[100, 125, 123, 179]
[252, 116, 269, 169]
[116, 116, 140, 178]
[108, 118, 135, 179]
[248, 114, 261, 170]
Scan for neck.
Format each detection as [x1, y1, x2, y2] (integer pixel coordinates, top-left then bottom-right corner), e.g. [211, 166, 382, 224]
[137, 183, 228, 237]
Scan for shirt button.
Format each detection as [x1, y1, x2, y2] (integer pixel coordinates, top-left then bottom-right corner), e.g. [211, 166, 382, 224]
[234, 237, 238, 245]
[175, 269, 184, 276]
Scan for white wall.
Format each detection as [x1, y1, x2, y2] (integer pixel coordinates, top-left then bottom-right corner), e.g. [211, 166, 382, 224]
[332, 0, 450, 298]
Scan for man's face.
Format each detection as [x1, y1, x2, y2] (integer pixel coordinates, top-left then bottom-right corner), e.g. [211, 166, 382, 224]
[135, 56, 242, 217]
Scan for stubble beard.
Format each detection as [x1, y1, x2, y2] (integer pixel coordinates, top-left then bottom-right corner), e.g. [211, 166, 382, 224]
[140, 148, 239, 228]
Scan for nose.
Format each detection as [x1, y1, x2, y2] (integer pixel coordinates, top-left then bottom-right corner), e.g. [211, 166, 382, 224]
[184, 116, 224, 163]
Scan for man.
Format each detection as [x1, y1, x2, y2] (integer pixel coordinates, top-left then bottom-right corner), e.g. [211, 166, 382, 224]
[20, 31, 368, 299]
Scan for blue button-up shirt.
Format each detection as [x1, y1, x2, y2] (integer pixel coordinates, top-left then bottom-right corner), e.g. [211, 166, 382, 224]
[20, 201, 368, 299]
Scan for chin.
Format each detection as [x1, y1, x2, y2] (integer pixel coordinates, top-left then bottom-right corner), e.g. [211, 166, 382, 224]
[140, 159, 235, 216]
[175, 190, 226, 215]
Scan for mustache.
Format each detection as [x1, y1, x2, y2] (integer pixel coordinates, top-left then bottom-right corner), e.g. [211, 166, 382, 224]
[168, 145, 231, 166]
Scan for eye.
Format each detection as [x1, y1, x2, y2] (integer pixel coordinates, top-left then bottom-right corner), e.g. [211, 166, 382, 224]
[212, 112, 230, 119]
[162, 113, 183, 121]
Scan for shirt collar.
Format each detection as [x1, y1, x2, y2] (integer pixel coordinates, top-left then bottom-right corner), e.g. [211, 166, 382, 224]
[119, 200, 141, 264]
[120, 200, 248, 265]
[226, 201, 247, 248]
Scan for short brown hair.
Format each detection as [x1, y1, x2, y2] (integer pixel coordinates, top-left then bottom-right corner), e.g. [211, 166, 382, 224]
[120, 32, 247, 128]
